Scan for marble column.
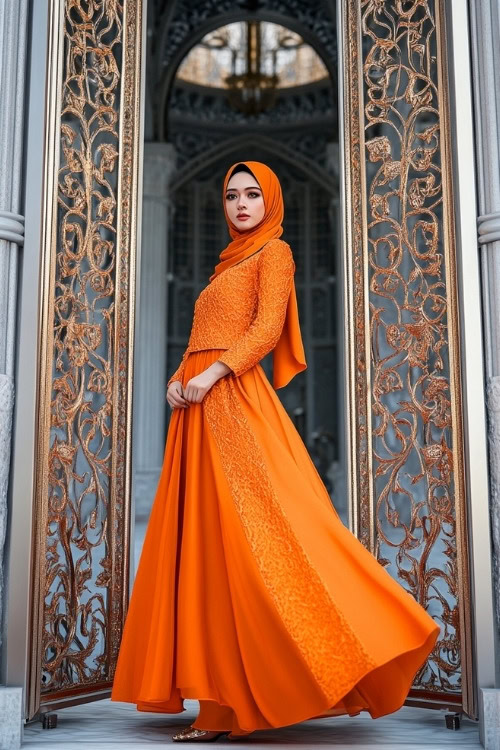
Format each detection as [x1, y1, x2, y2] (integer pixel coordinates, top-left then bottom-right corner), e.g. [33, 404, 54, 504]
[0, 1, 28, 747]
[470, 0, 500, 745]
[133, 142, 177, 520]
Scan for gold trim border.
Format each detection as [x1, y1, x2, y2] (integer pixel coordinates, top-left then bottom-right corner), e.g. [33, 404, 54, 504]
[435, 0, 474, 718]
[109, 0, 143, 675]
[343, 0, 374, 549]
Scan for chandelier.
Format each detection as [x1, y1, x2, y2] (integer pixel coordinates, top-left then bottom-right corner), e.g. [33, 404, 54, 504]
[177, 22, 328, 99]
[224, 21, 280, 115]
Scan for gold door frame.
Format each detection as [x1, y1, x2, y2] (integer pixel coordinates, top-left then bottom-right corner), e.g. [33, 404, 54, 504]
[27, 0, 474, 722]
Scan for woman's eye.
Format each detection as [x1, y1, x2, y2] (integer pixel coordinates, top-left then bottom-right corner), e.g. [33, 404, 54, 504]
[225, 192, 260, 200]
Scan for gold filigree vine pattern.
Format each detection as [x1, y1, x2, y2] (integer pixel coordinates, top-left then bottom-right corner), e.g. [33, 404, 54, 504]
[43, 0, 123, 693]
[361, 0, 458, 693]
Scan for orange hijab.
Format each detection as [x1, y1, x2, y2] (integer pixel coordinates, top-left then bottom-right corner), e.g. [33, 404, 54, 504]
[211, 160, 307, 389]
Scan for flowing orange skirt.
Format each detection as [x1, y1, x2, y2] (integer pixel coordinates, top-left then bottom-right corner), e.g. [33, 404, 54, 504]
[110, 349, 440, 736]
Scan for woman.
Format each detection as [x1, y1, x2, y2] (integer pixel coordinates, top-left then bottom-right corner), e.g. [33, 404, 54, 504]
[110, 161, 440, 743]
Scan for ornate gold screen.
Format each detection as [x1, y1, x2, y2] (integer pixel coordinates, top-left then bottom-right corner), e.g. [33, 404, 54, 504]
[343, 0, 473, 715]
[29, 0, 142, 718]
[29, 0, 473, 723]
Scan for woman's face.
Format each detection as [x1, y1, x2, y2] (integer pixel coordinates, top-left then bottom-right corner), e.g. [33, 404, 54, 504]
[225, 171, 265, 231]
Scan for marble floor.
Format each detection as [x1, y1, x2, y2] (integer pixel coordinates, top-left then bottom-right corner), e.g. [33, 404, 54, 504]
[22, 698, 482, 749]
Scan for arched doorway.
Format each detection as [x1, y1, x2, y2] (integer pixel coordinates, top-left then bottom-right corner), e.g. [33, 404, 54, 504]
[134, 17, 344, 521]
[13, 0, 478, 726]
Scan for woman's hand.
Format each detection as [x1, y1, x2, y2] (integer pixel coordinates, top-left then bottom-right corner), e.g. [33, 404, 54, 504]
[166, 381, 190, 409]
[183, 360, 232, 404]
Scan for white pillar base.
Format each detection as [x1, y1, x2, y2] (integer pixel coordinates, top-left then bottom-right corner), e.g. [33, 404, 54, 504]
[0, 686, 22, 749]
[480, 688, 500, 749]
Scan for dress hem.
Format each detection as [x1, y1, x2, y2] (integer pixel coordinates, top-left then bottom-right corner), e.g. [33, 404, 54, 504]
[112, 622, 439, 734]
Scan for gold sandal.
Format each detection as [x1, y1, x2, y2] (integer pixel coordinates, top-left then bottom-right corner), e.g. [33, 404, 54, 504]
[172, 725, 231, 742]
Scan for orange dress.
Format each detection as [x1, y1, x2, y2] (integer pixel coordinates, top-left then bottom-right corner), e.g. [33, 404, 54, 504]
[110, 239, 440, 736]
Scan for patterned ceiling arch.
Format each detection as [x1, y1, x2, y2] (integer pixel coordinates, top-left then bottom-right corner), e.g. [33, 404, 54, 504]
[153, 0, 338, 140]
[169, 131, 337, 195]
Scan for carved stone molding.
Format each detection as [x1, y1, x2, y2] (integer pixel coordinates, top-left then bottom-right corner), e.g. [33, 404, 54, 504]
[478, 212, 500, 245]
[0, 210, 24, 245]
[168, 79, 335, 127]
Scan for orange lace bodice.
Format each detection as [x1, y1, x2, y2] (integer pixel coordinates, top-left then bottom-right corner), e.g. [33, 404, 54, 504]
[167, 238, 296, 386]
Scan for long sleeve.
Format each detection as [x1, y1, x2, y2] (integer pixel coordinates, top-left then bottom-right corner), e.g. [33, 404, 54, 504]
[217, 240, 295, 378]
[167, 347, 190, 388]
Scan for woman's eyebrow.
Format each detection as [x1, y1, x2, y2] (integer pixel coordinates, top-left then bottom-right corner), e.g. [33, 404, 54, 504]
[225, 186, 262, 192]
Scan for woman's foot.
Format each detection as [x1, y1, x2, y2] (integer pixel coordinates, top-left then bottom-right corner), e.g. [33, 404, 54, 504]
[171, 724, 231, 742]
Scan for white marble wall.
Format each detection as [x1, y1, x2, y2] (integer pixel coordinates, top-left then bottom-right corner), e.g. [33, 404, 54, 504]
[0, 0, 27, 646]
[0, 1, 28, 747]
[470, 0, 500, 746]
[481, 690, 500, 750]
[133, 143, 177, 519]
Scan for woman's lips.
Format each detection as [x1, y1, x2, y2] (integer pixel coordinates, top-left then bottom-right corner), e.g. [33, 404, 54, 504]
[237, 215, 250, 220]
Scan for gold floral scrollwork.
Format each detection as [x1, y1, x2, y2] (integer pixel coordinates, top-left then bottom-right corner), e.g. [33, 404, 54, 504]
[35, 0, 140, 706]
[352, 0, 467, 700]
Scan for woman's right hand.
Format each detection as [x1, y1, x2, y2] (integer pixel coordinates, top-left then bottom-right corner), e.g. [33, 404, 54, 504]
[166, 381, 190, 409]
